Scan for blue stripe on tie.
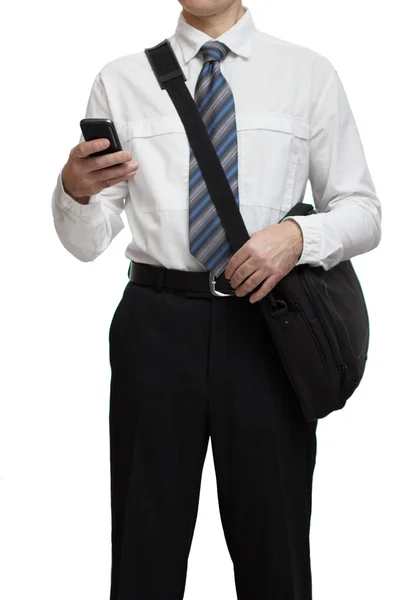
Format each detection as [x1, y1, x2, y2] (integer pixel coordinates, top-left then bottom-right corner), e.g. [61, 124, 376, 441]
[189, 129, 237, 190]
[189, 180, 220, 222]
[226, 161, 238, 182]
[189, 160, 239, 224]
[216, 128, 237, 156]
[198, 75, 225, 113]
[207, 97, 234, 135]
[189, 190, 212, 223]
[207, 240, 231, 270]
[207, 49, 222, 60]
[198, 76, 226, 112]
[189, 167, 205, 189]
[190, 214, 221, 254]
[188, 182, 219, 223]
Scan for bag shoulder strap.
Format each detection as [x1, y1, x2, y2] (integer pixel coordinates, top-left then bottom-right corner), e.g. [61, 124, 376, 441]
[144, 39, 315, 253]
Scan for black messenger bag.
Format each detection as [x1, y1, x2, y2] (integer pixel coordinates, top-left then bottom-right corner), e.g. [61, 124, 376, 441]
[144, 39, 370, 422]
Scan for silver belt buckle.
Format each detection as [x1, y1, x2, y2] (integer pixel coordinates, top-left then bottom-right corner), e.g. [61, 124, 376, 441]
[209, 272, 235, 297]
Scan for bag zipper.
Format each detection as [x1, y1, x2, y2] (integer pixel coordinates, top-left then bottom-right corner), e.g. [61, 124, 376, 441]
[301, 270, 347, 380]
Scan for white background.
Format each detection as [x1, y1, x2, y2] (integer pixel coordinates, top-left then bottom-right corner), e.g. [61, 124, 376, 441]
[1, 0, 412, 598]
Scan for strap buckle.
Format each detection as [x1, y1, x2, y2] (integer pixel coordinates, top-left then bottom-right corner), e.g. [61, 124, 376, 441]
[209, 272, 236, 297]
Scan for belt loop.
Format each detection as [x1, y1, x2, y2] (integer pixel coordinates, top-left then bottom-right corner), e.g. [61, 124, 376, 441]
[154, 267, 166, 292]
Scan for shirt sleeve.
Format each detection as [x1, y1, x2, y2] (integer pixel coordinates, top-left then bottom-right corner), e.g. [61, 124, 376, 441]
[51, 72, 127, 262]
[282, 56, 382, 270]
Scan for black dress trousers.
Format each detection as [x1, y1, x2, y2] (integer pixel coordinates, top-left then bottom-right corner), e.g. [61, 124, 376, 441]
[108, 278, 318, 600]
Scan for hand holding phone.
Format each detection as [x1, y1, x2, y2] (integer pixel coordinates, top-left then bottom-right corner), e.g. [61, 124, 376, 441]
[61, 119, 139, 204]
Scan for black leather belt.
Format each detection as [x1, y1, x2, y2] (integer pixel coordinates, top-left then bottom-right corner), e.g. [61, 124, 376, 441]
[128, 261, 236, 297]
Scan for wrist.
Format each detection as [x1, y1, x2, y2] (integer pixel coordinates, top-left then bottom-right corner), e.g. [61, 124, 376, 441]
[283, 217, 302, 238]
[72, 195, 91, 205]
[282, 219, 303, 259]
[61, 166, 90, 204]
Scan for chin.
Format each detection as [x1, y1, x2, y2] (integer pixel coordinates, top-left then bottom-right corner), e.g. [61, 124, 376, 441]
[178, 0, 230, 17]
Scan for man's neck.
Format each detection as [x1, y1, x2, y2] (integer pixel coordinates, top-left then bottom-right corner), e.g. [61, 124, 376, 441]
[182, 2, 245, 39]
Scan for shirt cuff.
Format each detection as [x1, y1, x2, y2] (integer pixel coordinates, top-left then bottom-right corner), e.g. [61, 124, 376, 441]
[55, 169, 103, 221]
[281, 215, 321, 267]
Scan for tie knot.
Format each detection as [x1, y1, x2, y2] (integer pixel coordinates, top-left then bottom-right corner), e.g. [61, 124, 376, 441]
[198, 41, 230, 64]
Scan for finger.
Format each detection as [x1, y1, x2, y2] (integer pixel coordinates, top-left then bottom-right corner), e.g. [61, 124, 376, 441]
[72, 138, 111, 159]
[224, 242, 252, 279]
[88, 150, 134, 172]
[94, 160, 139, 183]
[249, 274, 279, 304]
[100, 170, 138, 188]
[230, 256, 256, 288]
[234, 268, 263, 297]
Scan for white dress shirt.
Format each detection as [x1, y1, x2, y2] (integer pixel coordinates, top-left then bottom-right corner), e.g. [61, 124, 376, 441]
[51, 4, 382, 271]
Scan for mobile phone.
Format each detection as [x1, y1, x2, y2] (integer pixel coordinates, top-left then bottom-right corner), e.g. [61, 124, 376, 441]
[79, 118, 123, 157]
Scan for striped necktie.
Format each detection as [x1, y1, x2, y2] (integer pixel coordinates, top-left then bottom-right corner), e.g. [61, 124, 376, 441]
[188, 40, 239, 277]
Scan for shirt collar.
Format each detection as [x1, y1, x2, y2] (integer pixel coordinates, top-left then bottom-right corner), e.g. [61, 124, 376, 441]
[174, 4, 256, 64]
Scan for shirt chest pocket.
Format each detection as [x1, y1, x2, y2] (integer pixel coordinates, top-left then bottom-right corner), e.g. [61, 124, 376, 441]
[123, 116, 190, 212]
[236, 113, 310, 212]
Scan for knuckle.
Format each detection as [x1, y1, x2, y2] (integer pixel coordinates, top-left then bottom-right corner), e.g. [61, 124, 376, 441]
[272, 265, 283, 279]
[96, 155, 110, 170]
[250, 248, 261, 261]
[111, 152, 126, 166]
[251, 273, 261, 287]
[262, 278, 271, 291]
[242, 269, 250, 281]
